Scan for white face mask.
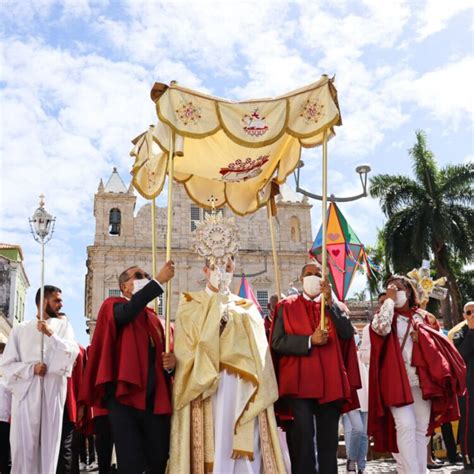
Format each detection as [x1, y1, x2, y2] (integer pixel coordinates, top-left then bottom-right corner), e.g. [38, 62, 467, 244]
[208, 268, 233, 292]
[221, 272, 233, 289]
[303, 275, 321, 296]
[209, 269, 221, 290]
[395, 290, 408, 308]
[133, 278, 150, 295]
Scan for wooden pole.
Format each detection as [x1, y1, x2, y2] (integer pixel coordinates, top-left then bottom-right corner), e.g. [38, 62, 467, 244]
[151, 197, 158, 313]
[320, 130, 328, 330]
[164, 132, 175, 352]
[267, 200, 282, 299]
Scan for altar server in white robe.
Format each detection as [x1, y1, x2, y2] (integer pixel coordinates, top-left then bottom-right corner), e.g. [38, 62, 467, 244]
[0, 285, 79, 474]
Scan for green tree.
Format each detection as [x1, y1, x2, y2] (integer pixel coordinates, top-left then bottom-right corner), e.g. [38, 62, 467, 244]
[364, 229, 392, 301]
[353, 290, 367, 301]
[369, 130, 474, 327]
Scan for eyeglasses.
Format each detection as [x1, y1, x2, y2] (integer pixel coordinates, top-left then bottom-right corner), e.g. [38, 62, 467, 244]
[125, 271, 151, 282]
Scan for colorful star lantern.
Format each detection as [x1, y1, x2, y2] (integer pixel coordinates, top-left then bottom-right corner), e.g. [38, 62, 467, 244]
[238, 275, 263, 315]
[309, 202, 377, 302]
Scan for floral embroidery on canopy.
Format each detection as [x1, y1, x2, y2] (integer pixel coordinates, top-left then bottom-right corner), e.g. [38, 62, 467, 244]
[300, 99, 324, 124]
[242, 109, 269, 137]
[176, 101, 202, 125]
[219, 155, 270, 182]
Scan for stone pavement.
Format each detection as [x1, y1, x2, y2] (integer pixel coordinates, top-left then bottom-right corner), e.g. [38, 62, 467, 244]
[337, 457, 470, 473]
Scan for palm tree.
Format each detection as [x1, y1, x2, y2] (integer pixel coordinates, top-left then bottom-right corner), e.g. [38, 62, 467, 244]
[364, 229, 392, 301]
[370, 130, 474, 327]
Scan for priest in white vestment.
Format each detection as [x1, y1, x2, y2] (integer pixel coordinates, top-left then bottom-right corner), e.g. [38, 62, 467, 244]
[0, 285, 79, 474]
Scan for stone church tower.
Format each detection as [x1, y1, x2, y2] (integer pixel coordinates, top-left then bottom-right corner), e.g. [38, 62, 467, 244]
[85, 168, 314, 336]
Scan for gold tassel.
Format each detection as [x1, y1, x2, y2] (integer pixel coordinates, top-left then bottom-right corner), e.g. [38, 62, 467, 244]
[231, 450, 254, 461]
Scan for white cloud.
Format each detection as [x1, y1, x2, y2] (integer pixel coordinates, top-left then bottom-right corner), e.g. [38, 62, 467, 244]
[416, 0, 473, 40]
[297, 0, 411, 59]
[386, 56, 474, 129]
[0, 0, 98, 29]
[96, 0, 291, 81]
[293, 1, 413, 157]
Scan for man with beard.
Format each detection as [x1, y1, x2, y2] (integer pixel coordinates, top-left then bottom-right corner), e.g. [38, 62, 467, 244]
[0, 285, 79, 474]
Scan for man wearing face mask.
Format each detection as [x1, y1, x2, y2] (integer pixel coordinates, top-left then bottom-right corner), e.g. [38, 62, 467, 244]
[169, 256, 286, 473]
[270, 262, 360, 474]
[0, 285, 79, 474]
[368, 275, 466, 474]
[79, 260, 175, 474]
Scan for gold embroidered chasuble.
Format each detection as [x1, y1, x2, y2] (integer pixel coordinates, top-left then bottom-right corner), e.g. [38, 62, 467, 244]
[169, 290, 285, 473]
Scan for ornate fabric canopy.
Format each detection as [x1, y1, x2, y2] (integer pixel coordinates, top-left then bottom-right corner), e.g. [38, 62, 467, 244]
[130, 75, 341, 215]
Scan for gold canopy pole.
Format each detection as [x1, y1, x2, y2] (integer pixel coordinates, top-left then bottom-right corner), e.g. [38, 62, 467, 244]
[151, 198, 158, 313]
[320, 130, 329, 330]
[267, 200, 282, 299]
[164, 131, 175, 353]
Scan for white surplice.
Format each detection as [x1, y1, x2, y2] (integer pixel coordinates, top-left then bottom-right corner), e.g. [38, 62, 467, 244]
[0, 317, 79, 474]
[212, 370, 261, 474]
[205, 286, 262, 474]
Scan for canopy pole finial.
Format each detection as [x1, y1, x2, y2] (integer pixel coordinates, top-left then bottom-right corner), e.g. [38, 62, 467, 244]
[208, 194, 218, 212]
[320, 130, 329, 330]
[164, 133, 175, 353]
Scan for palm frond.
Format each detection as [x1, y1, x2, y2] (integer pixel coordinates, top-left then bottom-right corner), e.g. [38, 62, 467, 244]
[383, 207, 426, 272]
[443, 204, 474, 261]
[439, 162, 474, 203]
[369, 174, 425, 217]
[409, 130, 440, 198]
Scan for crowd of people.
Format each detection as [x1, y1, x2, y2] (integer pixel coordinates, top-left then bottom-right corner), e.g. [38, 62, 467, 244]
[0, 256, 473, 474]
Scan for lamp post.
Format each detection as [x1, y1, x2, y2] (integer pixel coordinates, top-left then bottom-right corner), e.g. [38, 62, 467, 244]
[293, 162, 371, 202]
[293, 161, 372, 325]
[29, 194, 56, 362]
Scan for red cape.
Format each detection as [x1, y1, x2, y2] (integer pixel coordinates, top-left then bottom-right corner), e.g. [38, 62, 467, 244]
[271, 295, 360, 425]
[79, 297, 172, 415]
[368, 313, 466, 453]
[66, 345, 85, 424]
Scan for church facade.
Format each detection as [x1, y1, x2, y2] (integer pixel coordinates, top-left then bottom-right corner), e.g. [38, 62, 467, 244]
[84, 168, 314, 336]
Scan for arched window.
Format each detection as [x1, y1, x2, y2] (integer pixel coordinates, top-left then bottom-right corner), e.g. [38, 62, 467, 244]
[290, 216, 301, 242]
[109, 208, 121, 235]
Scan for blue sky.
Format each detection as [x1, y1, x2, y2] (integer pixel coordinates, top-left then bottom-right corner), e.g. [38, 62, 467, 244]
[1, 0, 473, 345]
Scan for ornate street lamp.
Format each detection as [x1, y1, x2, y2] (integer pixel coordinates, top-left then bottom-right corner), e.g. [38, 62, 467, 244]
[29, 194, 56, 361]
[293, 161, 371, 202]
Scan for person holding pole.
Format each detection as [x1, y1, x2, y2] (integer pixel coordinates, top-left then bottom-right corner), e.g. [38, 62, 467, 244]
[79, 260, 175, 474]
[270, 261, 359, 474]
[0, 286, 79, 474]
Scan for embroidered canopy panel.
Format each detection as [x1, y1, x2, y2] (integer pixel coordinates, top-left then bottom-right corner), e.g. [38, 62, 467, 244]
[130, 75, 341, 215]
